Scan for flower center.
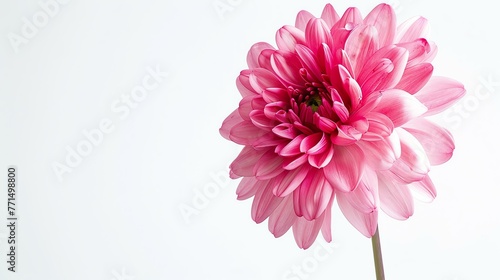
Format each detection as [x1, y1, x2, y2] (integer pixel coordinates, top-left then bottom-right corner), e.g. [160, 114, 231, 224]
[291, 80, 329, 112]
[306, 94, 322, 112]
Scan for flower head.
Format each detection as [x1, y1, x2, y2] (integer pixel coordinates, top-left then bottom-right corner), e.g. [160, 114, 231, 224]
[220, 3, 465, 249]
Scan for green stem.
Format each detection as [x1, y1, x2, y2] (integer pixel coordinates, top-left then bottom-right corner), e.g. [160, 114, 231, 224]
[371, 226, 385, 280]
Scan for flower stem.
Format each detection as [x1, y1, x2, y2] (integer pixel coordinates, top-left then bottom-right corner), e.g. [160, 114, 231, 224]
[371, 225, 385, 280]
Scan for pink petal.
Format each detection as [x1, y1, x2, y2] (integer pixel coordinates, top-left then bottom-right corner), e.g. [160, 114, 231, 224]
[314, 114, 337, 133]
[249, 68, 283, 94]
[249, 110, 275, 130]
[295, 44, 323, 81]
[251, 179, 284, 223]
[357, 132, 400, 170]
[395, 63, 433, 94]
[363, 112, 394, 140]
[263, 101, 288, 121]
[345, 25, 379, 77]
[279, 134, 305, 156]
[389, 129, 429, 183]
[300, 133, 326, 154]
[247, 42, 275, 69]
[337, 168, 379, 237]
[237, 95, 254, 121]
[236, 177, 260, 200]
[253, 149, 285, 180]
[403, 118, 455, 165]
[229, 146, 267, 178]
[236, 72, 257, 97]
[408, 174, 437, 202]
[273, 165, 311, 197]
[268, 195, 296, 237]
[397, 39, 432, 67]
[364, 3, 396, 46]
[262, 87, 289, 103]
[275, 26, 307, 53]
[378, 172, 414, 220]
[292, 213, 326, 249]
[320, 195, 334, 242]
[321, 3, 340, 28]
[283, 154, 308, 170]
[272, 123, 298, 140]
[358, 46, 409, 92]
[229, 121, 267, 145]
[334, 7, 363, 29]
[373, 89, 427, 127]
[395, 16, 429, 43]
[308, 143, 334, 168]
[305, 18, 333, 53]
[295, 10, 315, 31]
[333, 101, 349, 122]
[220, 109, 244, 140]
[414, 76, 466, 116]
[323, 145, 364, 192]
[295, 171, 334, 220]
[270, 51, 304, 87]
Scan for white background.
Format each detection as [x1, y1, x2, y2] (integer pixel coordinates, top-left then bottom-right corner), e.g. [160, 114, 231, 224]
[0, 0, 499, 279]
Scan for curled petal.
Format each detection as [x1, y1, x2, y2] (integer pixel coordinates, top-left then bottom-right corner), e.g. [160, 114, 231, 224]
[321, 4, 340, 28]
[414, 76, 466, 116]
[397, 38, 432, 67]
[323, 145, 364, 192]
[408, 174, 437, 202]
[363, 112, 394, 141]
[358, 131, 400, 170]
[358, 46, 409, 92]
[295, 10, 315, 31]
[249, 68, 284, 94]
[276, 25, 307, 52]
[345, 25, 379, 78]
[334, 7, 363, 29]
[389, 128, 430, 183]
[295, 44, 323, 81]
[320, 195, 334, 242]
[230, 146, 266, 178]
[262, 88, 289, 103]
[283, 154, 308, 170]
[305, 18, 333, 53]
[373, 89, 427, 127]
[337, 168, 379, 237]
[247, 42, 275, 69]
[403, 118, 455, 165]
[236, 177, 260, 200]
[273, 165, 311, 197]
[279, 134, 305, 156]
[308, 143, 334, 168]
[396, 63, 434, 94]
[292, 212, 326, 249]
[364, 3, 396, 46]
[237, 72, 257, 97]
[272, 123, 298, 139]
[253, 149, 285, 180]
[229, 121, 267, 145]
[395, 16, 429, 43]
[249, 110, 275, 130]
[251, 179, 284, 223]
[268, 195, 296, 237]
[294, 171, 334, 220]
[220, 109, 244, 140]
[378, 172, 414, 220]
[271, 51, 304, 87]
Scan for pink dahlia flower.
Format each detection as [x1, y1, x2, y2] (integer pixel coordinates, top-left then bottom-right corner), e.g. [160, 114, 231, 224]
[220, 3, 465, 249]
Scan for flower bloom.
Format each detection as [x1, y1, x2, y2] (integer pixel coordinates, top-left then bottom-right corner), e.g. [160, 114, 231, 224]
[220, 3, 465, 249]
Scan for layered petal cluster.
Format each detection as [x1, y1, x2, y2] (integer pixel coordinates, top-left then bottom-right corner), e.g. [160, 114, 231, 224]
[220, 3, 465, 249]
